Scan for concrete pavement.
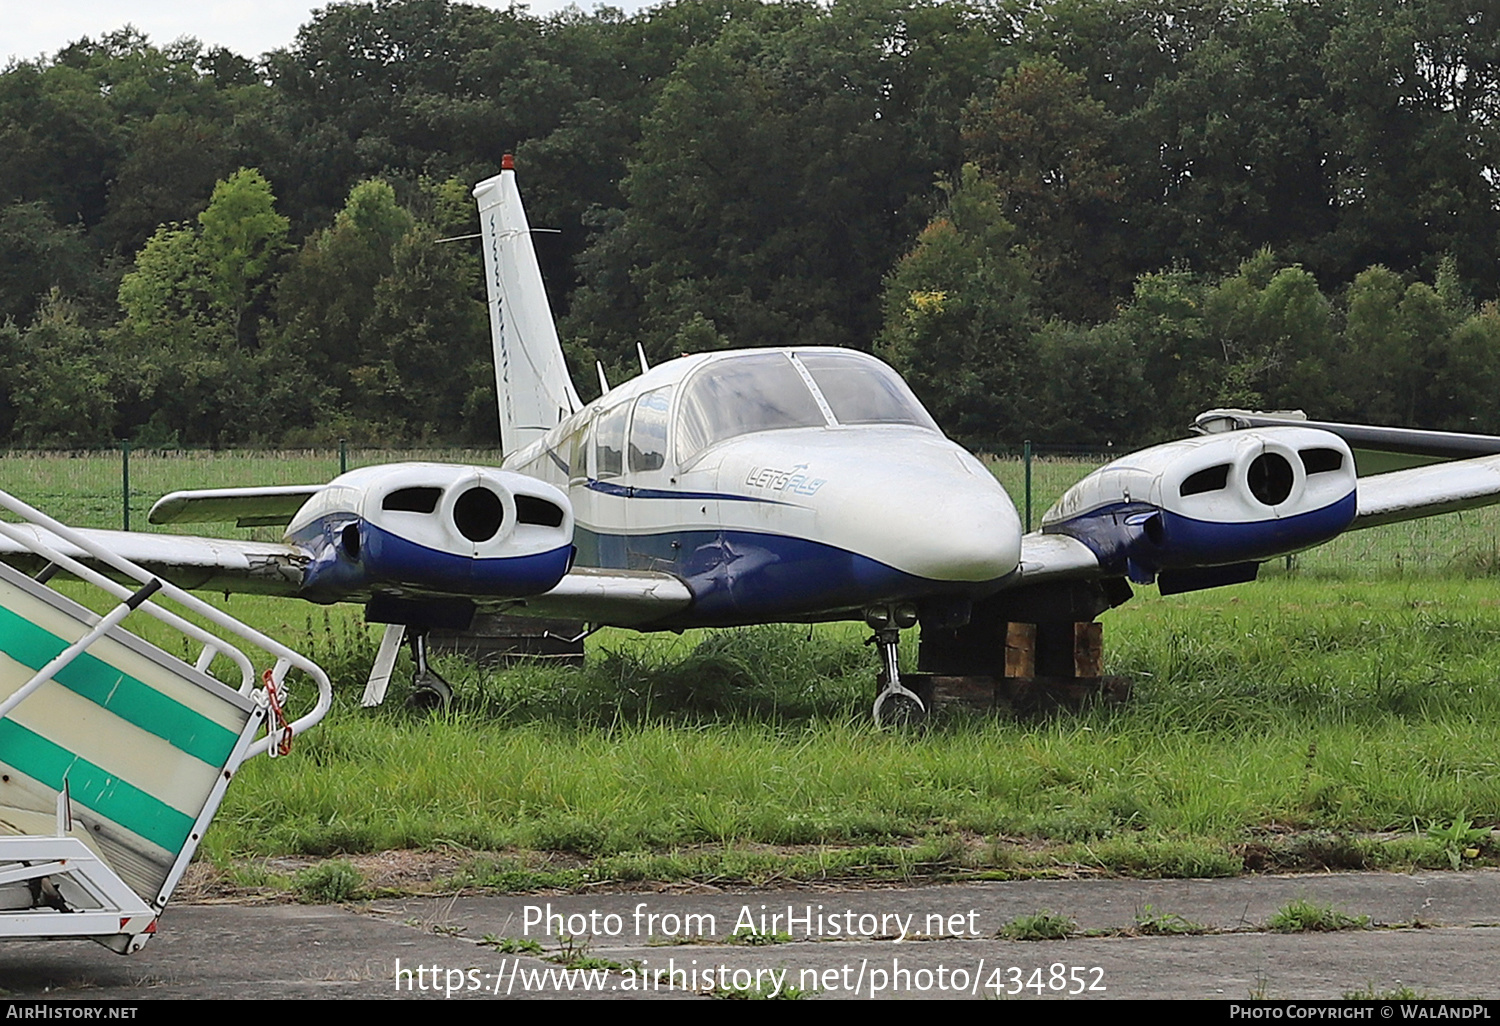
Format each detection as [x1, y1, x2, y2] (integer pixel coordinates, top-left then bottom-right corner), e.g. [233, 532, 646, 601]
[3, 870, 1499, 1000]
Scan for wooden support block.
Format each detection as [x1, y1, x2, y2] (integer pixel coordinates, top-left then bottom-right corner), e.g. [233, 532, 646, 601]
[1073, 621, 1103, 678]
[927, 674, 997, 710]
[914, 673, 1131, 716]
[904, 620, 1130, 718]
[998, 675, 1133, 714]
[1004, 621, 1036, 678]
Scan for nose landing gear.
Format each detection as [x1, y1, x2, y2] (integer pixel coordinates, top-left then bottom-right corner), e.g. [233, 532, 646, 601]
[866, 604, 925, 726]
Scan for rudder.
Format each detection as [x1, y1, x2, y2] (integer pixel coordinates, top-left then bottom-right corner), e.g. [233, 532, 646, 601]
[473, 156, 581, 456]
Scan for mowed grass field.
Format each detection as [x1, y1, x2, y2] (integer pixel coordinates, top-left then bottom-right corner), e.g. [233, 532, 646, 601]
[5, 449, 1499, 892]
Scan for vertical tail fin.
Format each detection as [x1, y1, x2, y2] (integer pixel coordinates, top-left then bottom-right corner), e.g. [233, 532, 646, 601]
[473, 155, 581, 456]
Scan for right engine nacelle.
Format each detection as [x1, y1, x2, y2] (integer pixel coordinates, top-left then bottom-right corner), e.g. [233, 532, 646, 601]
[1041, 427, 1357, 590]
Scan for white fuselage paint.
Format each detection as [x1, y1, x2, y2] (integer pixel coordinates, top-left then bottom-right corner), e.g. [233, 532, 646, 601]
[502, 348, 1022, 626]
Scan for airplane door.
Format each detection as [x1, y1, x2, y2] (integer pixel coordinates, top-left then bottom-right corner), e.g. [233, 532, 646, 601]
[623, 387, 700, 574]
[560, 418, 602, 567]
[576, 401, 631, 569]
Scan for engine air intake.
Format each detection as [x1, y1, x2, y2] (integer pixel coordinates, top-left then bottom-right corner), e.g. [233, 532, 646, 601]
[516, 495, 565, 527]
[383, 487, 442, 513]
[453, 487, 505, 542]
[1300, 448, 1344, 475]
[1247, 452, 1294, 506]
[1180, 464, 1230, 497]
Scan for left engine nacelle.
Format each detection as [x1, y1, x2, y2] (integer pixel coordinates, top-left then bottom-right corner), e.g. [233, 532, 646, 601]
[288, 463, 574, 601]
[1041, 427, 1356, 592]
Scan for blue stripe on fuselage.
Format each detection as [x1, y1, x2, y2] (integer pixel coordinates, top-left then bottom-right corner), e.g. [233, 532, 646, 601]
[1044, 491, 1358, 574]
[584, 479, 788, 504]
[575, 525, 1008, 627]
[289, 514, 572, 601]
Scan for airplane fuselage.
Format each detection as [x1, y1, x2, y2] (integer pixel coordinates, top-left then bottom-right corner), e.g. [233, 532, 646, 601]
[503, 347, 1022, 628]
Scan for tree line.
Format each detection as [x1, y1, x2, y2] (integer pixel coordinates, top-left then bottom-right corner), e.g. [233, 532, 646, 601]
[2, 0, 1498, 450]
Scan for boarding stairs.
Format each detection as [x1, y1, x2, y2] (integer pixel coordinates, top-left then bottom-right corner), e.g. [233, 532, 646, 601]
[0, 489, 330, 953]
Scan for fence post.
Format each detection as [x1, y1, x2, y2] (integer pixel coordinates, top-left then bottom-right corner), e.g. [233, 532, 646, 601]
[1023, 439, 1033, 533]
[121, 442, 131, 531]
[339, 438, 347, 476]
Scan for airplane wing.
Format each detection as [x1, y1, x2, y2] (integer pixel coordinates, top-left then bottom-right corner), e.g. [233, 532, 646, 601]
[1195, 409, 1500, 529]
[501, 566, 694, 625]
[997, 413, 1500, 600]
[1194, 409, 1500, 473]
[0, 521, 695, 625]
[0, 524, 308, 595]
[1349, 455, 1500, 529]
[149, 486, 323, 528]
[1015, 532, 1101, 584]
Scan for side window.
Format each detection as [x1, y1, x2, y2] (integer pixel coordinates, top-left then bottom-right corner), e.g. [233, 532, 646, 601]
[565, 423, 588, 485]
[629, 388, 673, 473]
[595, 402, 629, 479]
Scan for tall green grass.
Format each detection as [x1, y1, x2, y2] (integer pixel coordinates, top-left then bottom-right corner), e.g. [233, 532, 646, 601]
[183, 578, 1500, 882]
[6, 451, 1499, 882]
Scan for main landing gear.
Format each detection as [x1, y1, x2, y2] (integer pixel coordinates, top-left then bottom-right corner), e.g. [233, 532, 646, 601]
[407, 630, 454, 709]
[359, 623, 452, 710]
[866, 603, 925, 726]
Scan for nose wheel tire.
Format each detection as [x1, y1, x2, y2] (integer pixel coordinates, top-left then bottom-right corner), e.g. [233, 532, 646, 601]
[406, 673, 452, 711]
[869, 627, 925, 726]
[872, 683, 927, 727]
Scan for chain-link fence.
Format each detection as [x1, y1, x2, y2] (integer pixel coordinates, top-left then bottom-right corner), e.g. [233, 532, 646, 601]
[4, 445, 1497, 578]
[0, 447, 501, 538]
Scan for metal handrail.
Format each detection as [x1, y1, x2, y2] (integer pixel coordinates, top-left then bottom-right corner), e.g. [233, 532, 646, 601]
[0, 490, 331, 759]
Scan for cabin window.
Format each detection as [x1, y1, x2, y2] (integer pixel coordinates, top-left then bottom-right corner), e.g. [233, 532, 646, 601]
[1300, 448, 1344, 474]
[795, 351, 939, 430]
[595, 402, 629, 479]
[677, 353, 826, 462]
[630, 387, 672, 473]
[1179, 464, 1230, 497]
[565, 423, 588, 484]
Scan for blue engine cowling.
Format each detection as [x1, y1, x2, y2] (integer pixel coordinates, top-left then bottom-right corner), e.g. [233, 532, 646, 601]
[285, 463, 574, 603]
[1040, 427, 1357, 592]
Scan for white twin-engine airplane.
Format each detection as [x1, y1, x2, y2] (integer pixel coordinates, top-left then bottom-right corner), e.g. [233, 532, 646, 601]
[9, 157, 1500, 719]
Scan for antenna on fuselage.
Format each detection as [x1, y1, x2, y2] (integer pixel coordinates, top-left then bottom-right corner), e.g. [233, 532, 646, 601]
[637, 343, 650, 375]
[596, 361, 611, 395]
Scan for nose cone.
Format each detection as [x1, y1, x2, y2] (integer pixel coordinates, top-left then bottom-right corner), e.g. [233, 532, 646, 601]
[757, 429, 1021, 588]
[904, 483, 1022, 584]
[847, 441, 1021, 586]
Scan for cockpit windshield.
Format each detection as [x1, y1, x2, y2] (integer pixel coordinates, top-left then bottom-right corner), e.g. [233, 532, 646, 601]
[676, 349, 941, 463]
[677, 352, 825, 461]
[795, 351, 939, 431]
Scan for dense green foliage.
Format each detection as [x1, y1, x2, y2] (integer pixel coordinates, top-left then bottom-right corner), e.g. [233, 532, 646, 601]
[3, 0, 1500, 447]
